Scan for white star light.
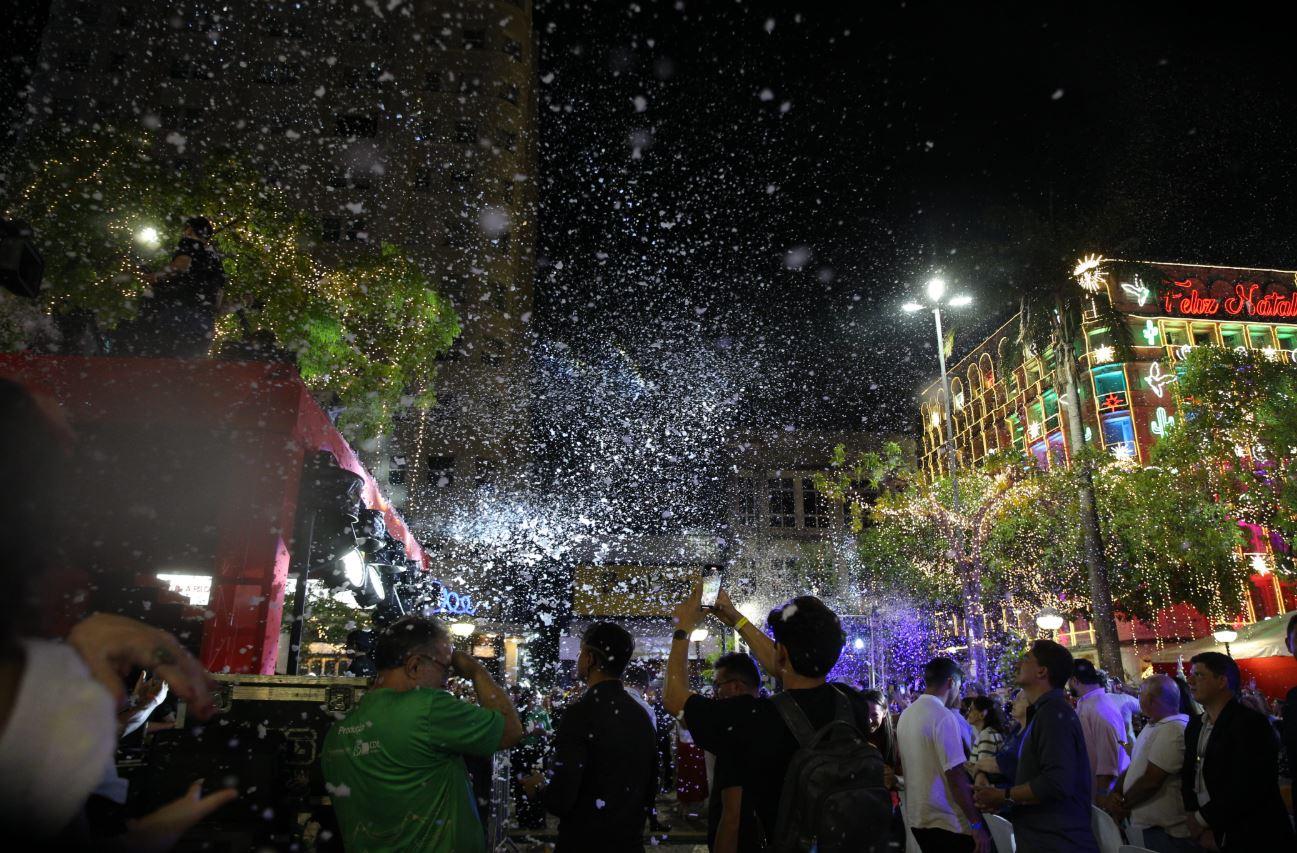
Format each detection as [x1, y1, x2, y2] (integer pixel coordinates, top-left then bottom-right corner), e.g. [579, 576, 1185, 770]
[1027, 421, 1042, 439]
[1093, 345, 1115, 364]
[1074, 254, 1106, 293]
[1112, 444, 1134, 462]
[1251, 554, 1271, 576]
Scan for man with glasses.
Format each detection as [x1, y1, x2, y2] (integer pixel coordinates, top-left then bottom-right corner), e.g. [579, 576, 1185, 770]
[322, 616, 523, 853]
[706, 652, 762, 852]
[973, 639, 1097, 852]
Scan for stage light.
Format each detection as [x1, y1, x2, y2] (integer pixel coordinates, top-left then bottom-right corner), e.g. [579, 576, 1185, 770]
[450, 621, 475, 638]
[1035, 607, 1065, 632]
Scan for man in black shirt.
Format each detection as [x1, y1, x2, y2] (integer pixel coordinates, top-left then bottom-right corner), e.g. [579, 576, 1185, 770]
[707, 652, 763, 852]
[131, 216, 226, 357]
[664, 587, 882, 848]
[522, 622, 657, 852]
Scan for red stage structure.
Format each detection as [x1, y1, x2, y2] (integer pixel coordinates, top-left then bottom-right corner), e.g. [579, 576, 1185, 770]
[0, 354, 425, 675]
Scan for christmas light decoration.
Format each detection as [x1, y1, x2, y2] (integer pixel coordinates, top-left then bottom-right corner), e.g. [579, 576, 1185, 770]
[1145, 361, 1178, 398]
[1120, 279, 1151, 306]
[1142, 319, 1160, 346]
[1074, 254, 1106, 293]
[1093, 344, 1115, 364]
[1150, 407, 1175, 437]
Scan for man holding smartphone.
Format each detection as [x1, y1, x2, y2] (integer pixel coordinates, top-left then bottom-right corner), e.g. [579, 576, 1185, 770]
[321, 616, 524, 853]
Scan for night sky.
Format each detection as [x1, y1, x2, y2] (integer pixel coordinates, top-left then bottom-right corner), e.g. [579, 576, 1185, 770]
[533, 0, 1297, 433]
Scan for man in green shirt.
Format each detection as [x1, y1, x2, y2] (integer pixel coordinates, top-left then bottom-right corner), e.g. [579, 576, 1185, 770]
[322, 616, 523, 852]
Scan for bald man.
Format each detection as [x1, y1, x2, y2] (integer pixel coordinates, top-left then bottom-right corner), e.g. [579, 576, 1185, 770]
[1104, 675, 1193, 853]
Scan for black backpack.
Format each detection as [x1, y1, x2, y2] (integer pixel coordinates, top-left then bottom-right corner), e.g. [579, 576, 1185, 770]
[768, 688, 892, 853]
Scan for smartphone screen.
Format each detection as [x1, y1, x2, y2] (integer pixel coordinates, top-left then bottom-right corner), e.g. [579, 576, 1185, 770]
[700, 573, 722, 608]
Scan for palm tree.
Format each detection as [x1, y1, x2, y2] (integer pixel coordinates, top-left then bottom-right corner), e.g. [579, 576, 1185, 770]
[1013, 248, 1132, 678]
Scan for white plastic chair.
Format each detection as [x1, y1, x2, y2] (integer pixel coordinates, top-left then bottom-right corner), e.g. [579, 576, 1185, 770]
[1118, 847, 1156, 853]
[986, 812, 1016, 853]
[1091, 805, 1123, 853]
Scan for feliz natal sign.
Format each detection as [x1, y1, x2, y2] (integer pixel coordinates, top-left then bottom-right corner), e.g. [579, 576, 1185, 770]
[1160, 278, 1297, 319]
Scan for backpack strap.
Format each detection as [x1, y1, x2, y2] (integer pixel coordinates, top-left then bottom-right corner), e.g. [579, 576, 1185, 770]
[771, 692, 818, 748]
[830, 685, 855, 726]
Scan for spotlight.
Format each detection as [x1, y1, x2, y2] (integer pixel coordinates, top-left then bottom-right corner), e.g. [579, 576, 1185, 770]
[354, 508, 387, 555]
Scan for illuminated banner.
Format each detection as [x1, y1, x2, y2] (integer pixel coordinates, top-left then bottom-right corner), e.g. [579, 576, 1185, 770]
[1160, 279, 1297, 319]
[434, 587, 476, 615]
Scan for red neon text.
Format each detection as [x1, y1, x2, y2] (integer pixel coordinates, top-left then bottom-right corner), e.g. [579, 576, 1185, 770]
[1161, 280, 1297, 318]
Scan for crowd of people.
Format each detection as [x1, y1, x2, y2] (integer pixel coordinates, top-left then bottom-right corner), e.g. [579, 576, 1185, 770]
[5, 370, 1297, 853]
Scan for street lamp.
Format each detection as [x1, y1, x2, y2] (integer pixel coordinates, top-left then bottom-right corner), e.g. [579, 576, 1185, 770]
[1212, 625, 1238, 658]
[904, 276, 977, 667]
[136, 226, 160, 248]
[1036, 607, 1065, 636]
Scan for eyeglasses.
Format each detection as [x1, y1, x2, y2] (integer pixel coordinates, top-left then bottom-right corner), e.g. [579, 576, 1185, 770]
[713, 677, 745, 690]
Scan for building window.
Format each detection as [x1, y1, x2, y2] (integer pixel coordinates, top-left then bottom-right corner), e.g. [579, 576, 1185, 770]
[116, 5, 138, 28]
[1101, 413, 1135, 456]
[412, 167, 434, 191]
[423, 70, 442, 92]
[388, 455, 407, 486]
[738, 482, 757, 526]
[492, 233, 512, 251]
[1219, 324, 1245, 349]
[169, 59, 196, 79]
[108, 52, 127, 72]
[1091, 364, 1126, 399]
[802, 479, 830, 528]
[462, 28, 486, 50]
[503, 39, 523, 61]
[768, 478, 795, 528]
[1248, 324, 1275, 350]
[455, 75, 482, 97]
[428, 455, 455, 488]
[320, 217, 342, 242]
[346, 64, 390, 90]
[455, 121, 477, 144]
[335, 114, 378, 138]
[257, 62, 300, 85]
[62, 51, 91, 73]
[344, 219, 368, 242]
[1190, 322, 1217, 347]
[327, 170, 373, 191]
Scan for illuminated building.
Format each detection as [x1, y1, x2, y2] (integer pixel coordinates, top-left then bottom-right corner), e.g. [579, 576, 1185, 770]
[918, 260, 1297, 663]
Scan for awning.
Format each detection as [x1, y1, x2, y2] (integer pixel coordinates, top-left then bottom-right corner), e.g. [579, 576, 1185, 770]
[1149, 611, 1295, 663]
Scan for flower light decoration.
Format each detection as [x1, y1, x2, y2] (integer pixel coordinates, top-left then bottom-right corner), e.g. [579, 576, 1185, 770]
[1074, 254, 1107, 293]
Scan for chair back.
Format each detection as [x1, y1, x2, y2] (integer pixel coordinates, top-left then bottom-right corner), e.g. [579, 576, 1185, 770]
[1091, 805, 1123, 853]
[986, 812, 1016, 853]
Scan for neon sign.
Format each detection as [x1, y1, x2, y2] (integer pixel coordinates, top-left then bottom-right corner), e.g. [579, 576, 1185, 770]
[1160, 279, 1297, 319]
[434, 587, 476, 615]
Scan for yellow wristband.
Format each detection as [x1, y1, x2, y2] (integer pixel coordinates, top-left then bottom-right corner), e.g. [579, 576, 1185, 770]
[735, 616, 750, 632]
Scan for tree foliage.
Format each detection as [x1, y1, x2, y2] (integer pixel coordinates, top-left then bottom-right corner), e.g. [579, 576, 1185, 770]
[1, 130, 460, 439]
[1154, 346, 1297, 559]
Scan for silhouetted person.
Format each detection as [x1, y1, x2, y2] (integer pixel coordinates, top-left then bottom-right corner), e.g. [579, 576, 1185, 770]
[129, 217, 225, 357]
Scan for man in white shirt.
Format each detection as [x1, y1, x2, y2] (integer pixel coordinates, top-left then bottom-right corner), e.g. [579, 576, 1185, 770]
[1070, 659, 1131, 798]
[896, 657, 991, 853]
[1106, 677, 1142, 748]
[1104, 674, 1192, 853]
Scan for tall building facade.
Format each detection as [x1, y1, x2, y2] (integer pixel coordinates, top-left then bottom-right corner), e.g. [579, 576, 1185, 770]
[24, 0, 538, 538]
[916, 259, 1297, 664]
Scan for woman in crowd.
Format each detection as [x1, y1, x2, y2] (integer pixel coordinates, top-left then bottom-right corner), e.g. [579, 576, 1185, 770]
[964, 695, 1010, 780]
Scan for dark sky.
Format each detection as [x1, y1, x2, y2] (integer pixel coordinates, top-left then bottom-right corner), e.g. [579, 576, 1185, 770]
[533, 0, 1297, 433]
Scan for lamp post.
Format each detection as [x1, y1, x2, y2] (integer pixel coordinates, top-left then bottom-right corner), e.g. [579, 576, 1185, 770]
[904, 279, 979, 674]
[1035, 607, 1065, 639]
[1212, 625, 1238, 658]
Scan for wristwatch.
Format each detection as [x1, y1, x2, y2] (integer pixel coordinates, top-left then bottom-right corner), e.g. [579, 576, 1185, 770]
[672, 628, 689, 642]
[1002, 789, 1015, 807]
